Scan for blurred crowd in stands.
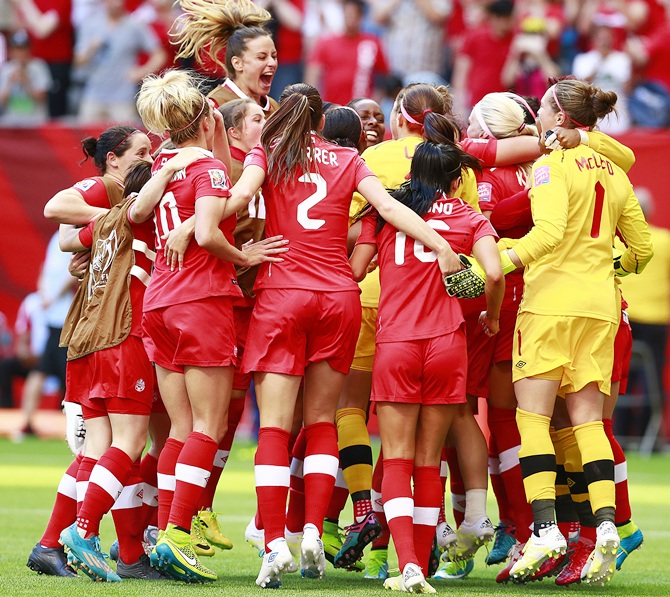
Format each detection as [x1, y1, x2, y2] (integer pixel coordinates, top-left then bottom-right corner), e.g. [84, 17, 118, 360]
[0, 0, 669, 129]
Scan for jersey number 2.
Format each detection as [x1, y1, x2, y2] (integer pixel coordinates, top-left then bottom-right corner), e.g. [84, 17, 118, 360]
[297, 173, 327, 230]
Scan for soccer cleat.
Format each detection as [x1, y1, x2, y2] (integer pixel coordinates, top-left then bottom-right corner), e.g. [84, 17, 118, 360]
[334, 511, 382, 569]
[509, 525, 567, 581]
[496, 541, 523, 583]
[116, 553, 166, 580]
[283, 529, 301, 573]
[256, 539, 294, 589]
[322, 520, 365, 572]
[197, 509, 233, 550]
[245, 517, 265, 554]
[485, 523, 517, 565]
[530, 547, 568, 581]
[427, 536, 440, 578]
[616, 526, 643, 570]
[190, 515, 215, 557]
[447, 516, 494, 561]
[300, 527, 327, 580]
[152, 524, 217, 583]
[384, 563, 436, 593]
[365, 548, 389, 580]
[432, 558, 474, 580]
[109, 540, 119, 562]
[554, 537, 594, 586]
[59, 523, 121, 582]
[27, 543, 78, 577]
[435, 521, 457, 552]
[581, 521, 619, 586]
[144, 525, 159, 554]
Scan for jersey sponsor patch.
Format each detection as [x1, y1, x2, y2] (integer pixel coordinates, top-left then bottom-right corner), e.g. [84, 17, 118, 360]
[208, 169, 228, 190]
[533, 166, 551, 187]
[477, 182, 493, 204]
[74, 179, 96, 192]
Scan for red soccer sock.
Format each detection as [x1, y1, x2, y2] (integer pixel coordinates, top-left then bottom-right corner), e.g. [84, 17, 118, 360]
[326, 469, 349, 522]
[371, 451, 389, 549]
[157, 438, 183, 530]
[489, 406, 534, 542]
[256, 427, 291, 549]
[603, 418, 632, 525]
[139, 452, 158, 529]
[169, 432, 218, 530]
[41, 454, 82, 548]
[77, 447, 133, 538]
[445, 446, 465, 527]
[383, 458, 416, 571]
[76, 456, 97, 515]
[303, 422, 339, 534]
[286, 427, 306, 534]
[413, 466, 441, 575]
[111, 460, 145, 564]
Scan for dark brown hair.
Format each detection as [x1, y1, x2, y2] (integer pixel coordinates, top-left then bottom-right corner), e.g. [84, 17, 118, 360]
[80, 126, 138, 174]
[550, 79, 618, 129]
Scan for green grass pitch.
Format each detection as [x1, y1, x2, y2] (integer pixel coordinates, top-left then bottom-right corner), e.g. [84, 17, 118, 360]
[0, 437, 668, 596]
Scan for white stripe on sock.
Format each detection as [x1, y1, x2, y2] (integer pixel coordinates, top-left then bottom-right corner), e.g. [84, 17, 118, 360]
[57, 473, 77, 499]
[175, 463, 211, 488]
[614, 461, 628, 484]
[303, 454, 338, 478]
[111, 483, 144, 510]
[289, 457, 303, 478]
[213, 449, 230, 468]
[499, 445, 521, 473]
[372, 489, 383, 513]
[142, 483, 158, 506]
[413, 506, 439, 526]
[488, 457, 501, 475]
[89, 465, 124, 500]
[157, 473, 176, 491]
[76, 481, 88, 503]
[440, 460, 448, 478]
[334, 468, 347, 489]
[384, 496, 414, 521]
[255, 465, 290, 487]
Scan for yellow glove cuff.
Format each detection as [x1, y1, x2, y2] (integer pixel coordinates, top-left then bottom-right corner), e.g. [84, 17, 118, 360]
[500, 249, 517, 275]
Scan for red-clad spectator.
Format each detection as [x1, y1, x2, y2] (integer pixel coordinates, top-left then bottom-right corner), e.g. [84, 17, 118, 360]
[9, 0, 74, 118]
[452, 0, 514, 118]
[134, 0, 182, 70]
[306, 0, 387, 106]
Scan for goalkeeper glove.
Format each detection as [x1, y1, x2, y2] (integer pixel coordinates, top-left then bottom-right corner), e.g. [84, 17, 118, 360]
[613, 254, 631, 277]
[443, 254, 486, 299]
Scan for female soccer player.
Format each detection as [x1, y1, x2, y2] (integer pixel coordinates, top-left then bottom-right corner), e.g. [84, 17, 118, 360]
[348, 97, 386, 149]
[57, 154, 202, 582]
[225, 82, 463, 589]
[350, 141, 504, 592]
[502, 78, 653, 585]
[135, 68, 286, 583]
[173, 0, 279, 114]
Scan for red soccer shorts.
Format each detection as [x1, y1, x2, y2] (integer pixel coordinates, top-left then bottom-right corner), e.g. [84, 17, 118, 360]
[243, 288, 361, 376]
[143, 296, 237, 373]
[465, 308, 516, 398]
[233, 303, 254, 392]
[72, 336, 154, 419]
[371, 328, 467, 405]
[612, 309, 633, 393]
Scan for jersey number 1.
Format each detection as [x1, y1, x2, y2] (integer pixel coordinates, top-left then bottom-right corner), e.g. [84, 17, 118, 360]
[590, 181, 605, 239]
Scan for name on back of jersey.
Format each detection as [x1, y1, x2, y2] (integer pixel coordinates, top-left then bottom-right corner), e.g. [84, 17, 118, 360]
[306, 146, 339, 166]
[575, 153, 614, 175]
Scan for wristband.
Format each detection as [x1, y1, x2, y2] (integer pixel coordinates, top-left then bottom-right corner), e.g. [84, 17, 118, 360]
[578, 129, 589, 146]
[500, 249, 517, 275]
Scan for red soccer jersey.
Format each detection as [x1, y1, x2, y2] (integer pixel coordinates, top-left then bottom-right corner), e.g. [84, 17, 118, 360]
[460, 137, 498, 168]
[79, 211, 155, 337]
[72, 176, 123, 209]
[144, 148, 242, 311]
[245, 135, 374, 292]
[358, 195, 496, 342]
[474, 165, 530, 313]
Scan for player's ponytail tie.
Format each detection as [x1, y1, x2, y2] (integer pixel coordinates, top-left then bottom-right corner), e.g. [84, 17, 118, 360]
[422, 108, 433, 117]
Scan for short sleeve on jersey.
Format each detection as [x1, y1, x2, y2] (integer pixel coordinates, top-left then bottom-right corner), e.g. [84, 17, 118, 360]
[357, 213, 378, 247]
[461, 137, 498, 167]
[245, 145, 268, 172]
[78, 222, 94, 249]
[191, 161, 231, 200]
[72, 178, 110, 208]
[353, 155, 375, 187]
[469, 208, 498, 245]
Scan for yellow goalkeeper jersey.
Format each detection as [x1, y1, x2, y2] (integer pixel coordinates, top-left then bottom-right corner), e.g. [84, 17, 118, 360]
[350, 136, 480, 307]
[514, 145, 653, 323]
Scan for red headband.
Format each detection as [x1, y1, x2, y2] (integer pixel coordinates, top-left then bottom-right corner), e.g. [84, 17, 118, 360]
[110, 129, 139, 154]
[551, 85, 587, 129]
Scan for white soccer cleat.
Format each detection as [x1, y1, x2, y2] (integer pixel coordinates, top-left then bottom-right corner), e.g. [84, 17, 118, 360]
[383, 563, 436, 593]
[255, 539, 293, 589]
[300, 526, 327, 580]
[510, 524, 567, 581]
[447, 516, 495, 561]
[284, 528, 302, 573]
[436, 521, 457, 552]
[581, 521, 620, 586]
[245, 517, 265, 554]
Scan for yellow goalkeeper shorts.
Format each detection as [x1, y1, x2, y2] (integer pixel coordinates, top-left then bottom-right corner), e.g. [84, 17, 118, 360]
[350, 306, 377, 372]
[513, 312, 616, 397]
